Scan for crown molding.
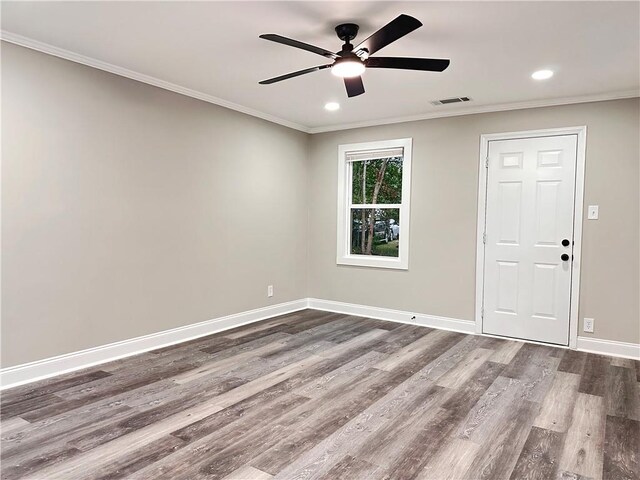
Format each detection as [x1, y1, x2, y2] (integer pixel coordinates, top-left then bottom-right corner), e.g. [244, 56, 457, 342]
[307, 90, 640, 134]
[0, 30, 311, 133]
[2, 31, 638, 136]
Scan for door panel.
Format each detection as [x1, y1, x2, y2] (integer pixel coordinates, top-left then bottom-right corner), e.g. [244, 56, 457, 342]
[532, 263, 557, 319]
[483, 135, 578, 345]
[497, 182, 522, 244]
[496, 261, 519, 314]
[535, 181, 560, 245]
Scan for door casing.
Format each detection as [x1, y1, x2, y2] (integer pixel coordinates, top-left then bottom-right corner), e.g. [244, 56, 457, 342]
[475, 126, 587, 349]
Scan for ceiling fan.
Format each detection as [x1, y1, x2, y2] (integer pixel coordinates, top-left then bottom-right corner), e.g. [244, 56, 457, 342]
[258, 14, 450, 98]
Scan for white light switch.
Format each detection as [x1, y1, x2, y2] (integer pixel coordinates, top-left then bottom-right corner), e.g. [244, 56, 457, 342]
[587, 205, 599, 220]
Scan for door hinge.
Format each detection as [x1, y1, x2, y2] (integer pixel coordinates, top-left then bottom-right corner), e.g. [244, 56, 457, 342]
[481, 307, 484, 319]
[483, 232, 486, 244]
[485, 157, 489, 168]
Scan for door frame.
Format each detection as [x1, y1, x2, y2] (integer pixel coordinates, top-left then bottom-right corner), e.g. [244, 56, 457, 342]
[475, 126, 587, 348]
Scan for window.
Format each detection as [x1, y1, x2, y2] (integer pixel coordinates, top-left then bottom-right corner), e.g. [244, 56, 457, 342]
[337, 138, 412, 269]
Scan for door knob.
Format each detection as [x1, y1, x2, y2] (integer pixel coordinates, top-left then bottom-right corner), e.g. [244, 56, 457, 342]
[562, 239, 571, 247]
[561, 253, 570, 261]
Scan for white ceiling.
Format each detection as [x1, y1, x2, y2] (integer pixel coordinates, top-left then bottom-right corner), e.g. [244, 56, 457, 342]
[2, 1, 639, 132]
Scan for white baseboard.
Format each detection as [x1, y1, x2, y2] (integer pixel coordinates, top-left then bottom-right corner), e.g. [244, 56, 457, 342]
[576, 336, 640, 360]
[307, 298, 476, 334]
[0, 299, 307, 390]
[308, 298, 640, 360]
[3, 298, 637, 390]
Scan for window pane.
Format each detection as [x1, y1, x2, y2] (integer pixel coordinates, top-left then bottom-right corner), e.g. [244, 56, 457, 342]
[351, 157, 403, 204]
[350, 208, 400, 257]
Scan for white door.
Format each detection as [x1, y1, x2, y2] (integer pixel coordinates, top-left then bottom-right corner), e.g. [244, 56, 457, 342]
[482, 135, 578, 345]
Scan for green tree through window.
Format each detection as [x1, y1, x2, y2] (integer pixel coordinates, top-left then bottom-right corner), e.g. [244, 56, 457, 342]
[350, 156, 403, 257]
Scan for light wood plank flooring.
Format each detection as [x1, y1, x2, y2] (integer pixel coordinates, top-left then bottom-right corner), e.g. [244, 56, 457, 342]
[1, 310, 638, 479]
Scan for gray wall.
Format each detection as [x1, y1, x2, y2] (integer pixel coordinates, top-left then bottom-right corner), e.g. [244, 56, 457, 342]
[1, 43, 309, 367]
[308, 98, 639, 344]
[2, 42, 638, 367]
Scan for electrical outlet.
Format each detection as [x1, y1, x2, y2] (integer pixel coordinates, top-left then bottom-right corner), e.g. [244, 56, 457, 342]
[584, 317, 594, 333]
[267, 285, 274, 298]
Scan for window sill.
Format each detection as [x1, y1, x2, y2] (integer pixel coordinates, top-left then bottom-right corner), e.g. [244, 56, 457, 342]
[337, 255, 408, 270]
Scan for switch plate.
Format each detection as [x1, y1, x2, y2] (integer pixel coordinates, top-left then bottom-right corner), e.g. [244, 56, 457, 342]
[584, 317, 594, 333]
[587, 205, 599, 220]
[267, 285, 274, 297]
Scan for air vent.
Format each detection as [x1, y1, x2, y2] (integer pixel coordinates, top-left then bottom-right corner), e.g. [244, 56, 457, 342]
[431, 96, 472, 106]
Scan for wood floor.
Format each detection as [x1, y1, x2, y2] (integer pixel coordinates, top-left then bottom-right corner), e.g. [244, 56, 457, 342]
[1, 310, 638, 480]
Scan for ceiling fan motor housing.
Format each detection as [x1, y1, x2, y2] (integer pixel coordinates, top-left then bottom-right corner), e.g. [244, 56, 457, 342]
[335, 23, 359, 43]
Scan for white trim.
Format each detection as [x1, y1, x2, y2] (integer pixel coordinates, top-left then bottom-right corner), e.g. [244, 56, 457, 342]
[0, 299, 307, 390]
[475, 126, 587, 348]
[308, 92, 639, 134]
[577, 336, 640, 360]
[475, 136, 489, 336]
[3, 30, 636, 136]
[307, 298, 476, 334]
[3, 298, 637, 390]
[336, 138, 412, 270]
[571, 129, 587, 349]
[0, 31, 309, 134]
[308, 298, 640, 360]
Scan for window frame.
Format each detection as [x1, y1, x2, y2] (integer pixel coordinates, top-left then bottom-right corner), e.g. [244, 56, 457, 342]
[336, 137, 412, 270]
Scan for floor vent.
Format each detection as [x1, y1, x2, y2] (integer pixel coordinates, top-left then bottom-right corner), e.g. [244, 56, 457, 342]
[431, 96, 472, 106]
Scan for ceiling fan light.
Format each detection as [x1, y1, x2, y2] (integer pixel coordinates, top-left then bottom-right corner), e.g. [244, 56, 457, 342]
[331, 59, 365, 78]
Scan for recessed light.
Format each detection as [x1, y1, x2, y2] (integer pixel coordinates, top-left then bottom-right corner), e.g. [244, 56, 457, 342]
[324, 102, 340, 111]
[532, 69, 554, 80]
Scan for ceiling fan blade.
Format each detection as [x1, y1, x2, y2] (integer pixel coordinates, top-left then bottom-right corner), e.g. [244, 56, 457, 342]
[259, 34, 338, 59]
[366, 57, 450, 72]
[259, 64, 332, 84]
[344, 76, 365, 97]
[353, 14, 422, 56]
